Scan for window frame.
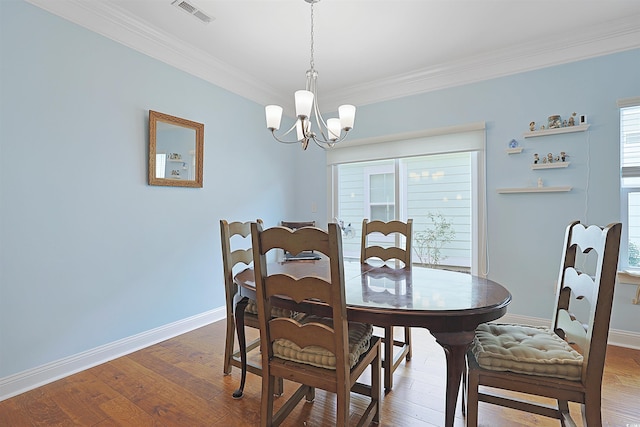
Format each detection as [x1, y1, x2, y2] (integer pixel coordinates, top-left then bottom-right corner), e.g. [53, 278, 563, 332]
[327, 123, 486, 276]
[619, 97, 640, 271]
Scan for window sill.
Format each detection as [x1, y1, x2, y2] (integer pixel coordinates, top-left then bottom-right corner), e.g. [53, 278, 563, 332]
[617, 271, 640, 304]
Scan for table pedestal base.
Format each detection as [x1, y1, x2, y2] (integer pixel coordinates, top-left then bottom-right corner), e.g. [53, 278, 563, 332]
[432, 330, 476, 427]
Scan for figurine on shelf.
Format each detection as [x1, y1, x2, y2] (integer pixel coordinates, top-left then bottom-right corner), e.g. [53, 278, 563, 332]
[529, 121, 536, 131]
[568, 112, 576, 127]
[547, 153, 554, 163]
[509, 139, 519, 148]
[548, 115, 562, 129]
[534, 153, 540, 164]
[540, 125, 546, 130]
[560, 151, 567, 162]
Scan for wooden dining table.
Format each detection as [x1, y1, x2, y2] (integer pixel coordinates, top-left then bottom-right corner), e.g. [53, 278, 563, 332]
[233, 259, 511, 427]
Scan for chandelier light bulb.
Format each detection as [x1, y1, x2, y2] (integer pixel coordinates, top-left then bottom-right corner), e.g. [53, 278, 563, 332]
[327, 118, 341, 141]
[294, 90, 314, 119]
[265, 105, 283, 130]
[338, 104, 356, 130]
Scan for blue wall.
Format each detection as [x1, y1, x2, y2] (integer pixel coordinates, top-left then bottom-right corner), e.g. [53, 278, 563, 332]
[0, 0, 296, 378]
[295, 48, 640, 333]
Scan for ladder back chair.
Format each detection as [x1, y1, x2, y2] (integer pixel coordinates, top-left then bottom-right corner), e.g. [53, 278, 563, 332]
[280, 221, 318, 260]
[465, 221, 622, 427]
[251, 222, 381, 427]
[220, 219, 286, 398]
[360, 218, 413, 392]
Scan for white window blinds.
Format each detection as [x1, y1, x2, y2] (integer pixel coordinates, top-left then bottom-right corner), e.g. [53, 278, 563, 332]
[620, 97, 640, 182]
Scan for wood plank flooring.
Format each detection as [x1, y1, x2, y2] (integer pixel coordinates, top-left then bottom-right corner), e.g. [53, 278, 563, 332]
[1, 321, 639, 426]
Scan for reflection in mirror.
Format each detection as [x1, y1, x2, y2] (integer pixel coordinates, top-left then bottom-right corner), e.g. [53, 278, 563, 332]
[148, 110, 204, 188]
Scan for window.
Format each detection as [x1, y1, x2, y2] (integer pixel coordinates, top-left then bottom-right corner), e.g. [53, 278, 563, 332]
[328, 123, 486, 275]
[366, 166, 395, 221]
[620, 99, 640, 269]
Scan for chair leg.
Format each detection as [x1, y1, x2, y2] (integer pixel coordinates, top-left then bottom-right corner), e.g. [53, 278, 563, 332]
[372, 342, 382, 423]
[261, 375, 276, 427]
[223, 312, 235, 375]
[274, 378, 284, 397]
[461, 359, 467, 416]
[466, 367, 479, 427]
[581, 393, 603, 427]
[404, 326, 412, 361]
[384, 326, 394, 392]
[305, 386, 315, 402]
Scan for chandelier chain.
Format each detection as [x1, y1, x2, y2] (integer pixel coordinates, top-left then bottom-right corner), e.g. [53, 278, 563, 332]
[309, 2, 315, 70]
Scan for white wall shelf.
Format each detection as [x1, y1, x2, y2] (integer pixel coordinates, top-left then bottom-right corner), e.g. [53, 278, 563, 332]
[506, 147, 524, 154]
[531, 162, 570, 170]
[497, 186, 572, 194]
[523, 124, 590, 138]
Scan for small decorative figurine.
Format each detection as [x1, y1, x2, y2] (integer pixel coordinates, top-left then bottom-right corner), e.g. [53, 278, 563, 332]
[560, 151, 566, 162]
[509, 139, 519, 148]
[529, 121, 536, 131]
[534, 153, 539, 164]
[547, 153, 554, 163]
[568, 112, 576, 127]
[548, 115, 562, 129]
[541, 125, 546, 130]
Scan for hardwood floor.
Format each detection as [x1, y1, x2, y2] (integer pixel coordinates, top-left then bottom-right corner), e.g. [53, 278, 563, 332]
[1, 321, 639, 426]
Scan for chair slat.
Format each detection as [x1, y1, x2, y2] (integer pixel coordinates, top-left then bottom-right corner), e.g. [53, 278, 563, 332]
[269, 318, 336, 354]
[265, 274, 333, 304]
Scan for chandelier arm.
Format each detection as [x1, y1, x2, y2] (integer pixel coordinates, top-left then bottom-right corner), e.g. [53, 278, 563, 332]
[271, 122, 304, 144]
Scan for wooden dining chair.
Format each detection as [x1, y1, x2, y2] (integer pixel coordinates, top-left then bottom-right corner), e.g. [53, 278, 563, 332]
[465, 221, 622, 427]
[280, 221, 318, 260]
[251, 222, 381, 426]
[360, 218, 413, 392]
[219, 219, 287, 398]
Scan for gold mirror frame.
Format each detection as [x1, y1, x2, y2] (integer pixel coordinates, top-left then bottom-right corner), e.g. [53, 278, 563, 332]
[148, 110, 204, 188]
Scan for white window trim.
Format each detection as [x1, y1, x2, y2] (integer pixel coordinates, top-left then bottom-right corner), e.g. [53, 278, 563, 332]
[327, 122, 487, 277]
[619, 97, 640, 270]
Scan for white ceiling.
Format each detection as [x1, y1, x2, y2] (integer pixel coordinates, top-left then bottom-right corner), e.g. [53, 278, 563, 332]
[25, 0, 640, 113]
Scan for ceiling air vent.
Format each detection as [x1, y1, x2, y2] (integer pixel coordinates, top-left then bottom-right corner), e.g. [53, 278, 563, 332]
[171, 0, 214, 24]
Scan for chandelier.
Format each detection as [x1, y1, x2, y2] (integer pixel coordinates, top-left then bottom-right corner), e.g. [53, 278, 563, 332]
[265, 0, 356, 150]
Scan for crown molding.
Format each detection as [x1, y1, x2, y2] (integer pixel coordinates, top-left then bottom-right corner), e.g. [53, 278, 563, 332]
[23, 0, 290, 109]
[24, 0, 640, 112]
[326, 14, 640, 110]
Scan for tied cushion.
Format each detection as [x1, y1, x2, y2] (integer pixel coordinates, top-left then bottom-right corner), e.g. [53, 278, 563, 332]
[273, 315, 373, 370]
[471, 323, 583, 381]
[245, 299, 293, 318]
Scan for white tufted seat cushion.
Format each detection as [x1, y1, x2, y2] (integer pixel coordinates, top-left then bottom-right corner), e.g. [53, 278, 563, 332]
[471, 323, 583, 381]
[273, 315, 373, 370]
[245, 299, 293, 318]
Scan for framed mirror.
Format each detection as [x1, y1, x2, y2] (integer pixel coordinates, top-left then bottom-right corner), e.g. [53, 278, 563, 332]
[148, 110, 204, 188]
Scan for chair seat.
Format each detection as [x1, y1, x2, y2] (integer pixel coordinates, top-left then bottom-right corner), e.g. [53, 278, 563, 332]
[471, 323, 583, 381]
[273, 315, 373, 369]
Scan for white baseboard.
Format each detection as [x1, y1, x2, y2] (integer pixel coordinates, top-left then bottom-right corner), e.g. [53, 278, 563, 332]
[500, 313, 640, 350]
[0, 307, 226, 402]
